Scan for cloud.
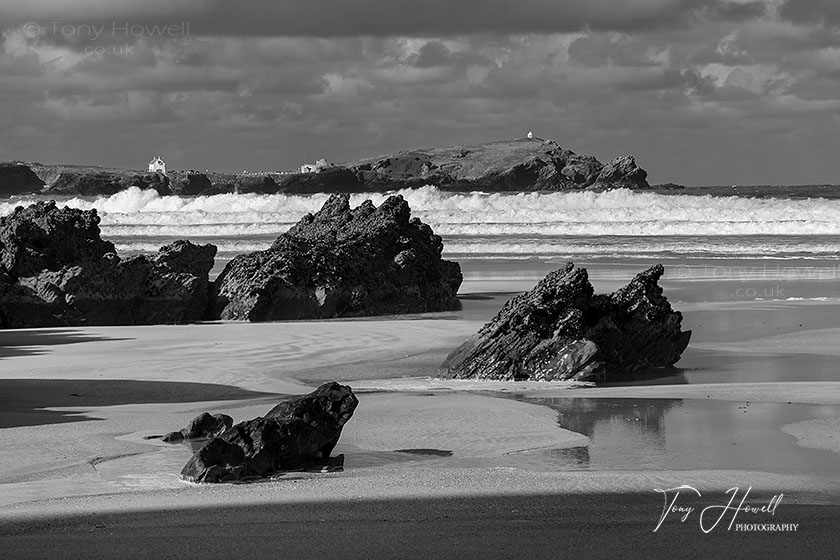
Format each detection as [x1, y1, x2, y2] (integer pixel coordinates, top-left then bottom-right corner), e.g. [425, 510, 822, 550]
[2, 0, 769, 38]
[703, 0, 768, 20]
[779, 0, 840, 26]
[412, 41, 454, 68]
[568, 34, 660, 67]
[1, 0, 840, 185]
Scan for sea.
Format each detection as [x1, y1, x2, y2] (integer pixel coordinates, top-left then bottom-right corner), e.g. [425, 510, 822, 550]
[3, 184, 840, 302]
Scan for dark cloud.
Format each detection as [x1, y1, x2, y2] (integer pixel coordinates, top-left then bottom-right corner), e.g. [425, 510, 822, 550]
[3, 1, 840, 185]
[701, 1, 768, 20]
[779, 0, 840, 26]
[412, 41, 452, 68]
[680, 68, 720, 96]
[3, 0, 768, 38]
[567, 35, 658, 67]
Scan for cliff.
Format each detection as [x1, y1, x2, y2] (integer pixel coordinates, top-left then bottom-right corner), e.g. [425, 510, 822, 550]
[0, 163, 46, 197]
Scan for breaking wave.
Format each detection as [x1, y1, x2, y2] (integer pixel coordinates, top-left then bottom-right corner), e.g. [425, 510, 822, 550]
[4, 186, 840, 258]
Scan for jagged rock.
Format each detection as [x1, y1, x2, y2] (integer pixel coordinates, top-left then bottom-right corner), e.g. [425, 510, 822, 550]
[181, 382, 358, 483]
[593, 155, 648, 189]
[1, 251, 216, 327]
[153, 239, 216, 279]
[153, 239, 216, 317]
[0, 201, 114, 279]
[162, 412, 234, 443]
[0, 202, 217, 327]
[439, 263, 690, 383]
[0, 163, 45, 197]
[559, 153, 603, 185]
[214, 193, 462, 321]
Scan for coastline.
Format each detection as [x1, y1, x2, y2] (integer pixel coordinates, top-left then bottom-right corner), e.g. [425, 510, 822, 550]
[2, 269, 840, 558]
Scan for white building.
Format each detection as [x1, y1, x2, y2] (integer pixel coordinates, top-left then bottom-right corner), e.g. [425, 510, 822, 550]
[300, 158, 330, 174]
[148, 156, 166, 174]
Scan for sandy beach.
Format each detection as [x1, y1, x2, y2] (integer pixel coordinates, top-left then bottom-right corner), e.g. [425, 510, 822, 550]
[5, 0, 840, 553]
[2, 270, 840, 557]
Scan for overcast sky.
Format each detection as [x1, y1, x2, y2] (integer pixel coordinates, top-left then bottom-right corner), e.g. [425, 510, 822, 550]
[1, 0, 838, 185]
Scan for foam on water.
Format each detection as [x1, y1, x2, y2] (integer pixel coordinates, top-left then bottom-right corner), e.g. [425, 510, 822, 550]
[5, 186, 840, 258]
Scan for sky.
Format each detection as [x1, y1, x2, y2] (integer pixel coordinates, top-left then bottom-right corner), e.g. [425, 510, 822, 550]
[0, 0, 838, 185]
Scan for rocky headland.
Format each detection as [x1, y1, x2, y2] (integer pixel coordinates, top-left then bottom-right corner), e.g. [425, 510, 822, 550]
[348, 138, 649, 192]
[2, 138, 652, 197]
[439, 263, 691, 383]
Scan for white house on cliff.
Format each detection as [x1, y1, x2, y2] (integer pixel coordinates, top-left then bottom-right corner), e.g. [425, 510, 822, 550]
[300, 158, 330, 173]
[148, 156, 166, 174]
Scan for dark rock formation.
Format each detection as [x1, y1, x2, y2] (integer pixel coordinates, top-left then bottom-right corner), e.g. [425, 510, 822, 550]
[276, 167, 364, 194]
[153, 239, 216, 279]
[0, 202, 217, 328]
[439, 263, 691, 383]
[181, 382, 358, 483]
[47, 171, 168, 195]
[0, 163, 45, 197]
[214, 193, 462, 321]
[340, 139, 651, 192]
[168, 172, 212, 196]
[162, 412, 234, 443]
[201, 173, 281, 195]
[266, 140, 648, 193]
[0, 201, 115, 279]
[592, 155, 648, 190]
[152, 239, 217, 318]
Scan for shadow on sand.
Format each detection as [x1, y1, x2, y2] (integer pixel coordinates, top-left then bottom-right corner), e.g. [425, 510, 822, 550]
[1, 492, 836, 559]
[0, 379, 278, 429]
[0, 329, 133, 360]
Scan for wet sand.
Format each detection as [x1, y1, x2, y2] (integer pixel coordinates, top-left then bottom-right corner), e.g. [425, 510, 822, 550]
[2, 269, 840, 556]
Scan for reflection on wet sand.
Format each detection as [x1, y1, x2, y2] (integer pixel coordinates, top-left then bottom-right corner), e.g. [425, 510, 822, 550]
[519, 397, 840, 476]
